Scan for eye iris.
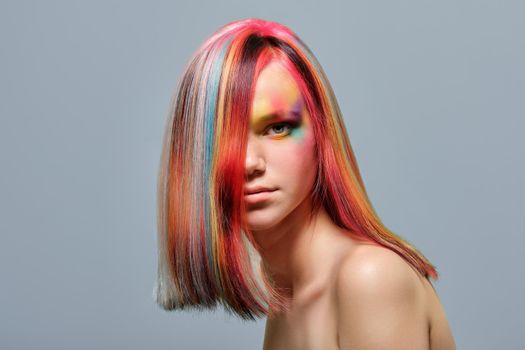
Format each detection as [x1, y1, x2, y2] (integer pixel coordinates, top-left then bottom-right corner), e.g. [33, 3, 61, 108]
[274, 124, 286, 133]
[270, 123, 291, 135]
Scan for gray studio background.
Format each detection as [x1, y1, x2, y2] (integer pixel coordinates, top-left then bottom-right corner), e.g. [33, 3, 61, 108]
[1, 0, 523, 349]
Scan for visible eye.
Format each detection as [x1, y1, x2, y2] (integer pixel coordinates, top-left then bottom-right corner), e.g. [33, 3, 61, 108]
[264, 122, 298, 138]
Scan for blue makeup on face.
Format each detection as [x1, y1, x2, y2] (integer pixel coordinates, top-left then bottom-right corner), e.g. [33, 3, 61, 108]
[288, 98, 305, 140]
[255, 97, 306, 140]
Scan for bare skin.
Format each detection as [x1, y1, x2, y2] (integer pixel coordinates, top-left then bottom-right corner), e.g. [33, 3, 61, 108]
[259, 205, 456, 350]
[245, 60, 456, 349]
[258, 204, 456, 350]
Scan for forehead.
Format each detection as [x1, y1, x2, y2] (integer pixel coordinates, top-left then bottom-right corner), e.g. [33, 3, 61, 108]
[251, 61, 302, 120]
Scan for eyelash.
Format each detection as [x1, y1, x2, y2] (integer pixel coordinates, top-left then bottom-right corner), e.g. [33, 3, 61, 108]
[264, 121, 299, 137]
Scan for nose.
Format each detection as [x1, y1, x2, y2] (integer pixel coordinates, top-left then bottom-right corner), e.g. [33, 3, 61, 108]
[245, 134, 266, 177]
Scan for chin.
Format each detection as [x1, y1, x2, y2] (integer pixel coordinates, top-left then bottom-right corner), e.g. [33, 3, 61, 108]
[246, 216, 278, 232]
[245, 207, 284, 232]
[245, 200, 297, 232]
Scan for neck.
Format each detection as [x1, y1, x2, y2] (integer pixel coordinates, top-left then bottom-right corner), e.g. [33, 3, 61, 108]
[251, 199, 353, 298]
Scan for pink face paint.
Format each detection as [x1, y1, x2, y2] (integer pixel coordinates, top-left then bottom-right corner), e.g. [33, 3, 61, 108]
[252, 95, 308, 136]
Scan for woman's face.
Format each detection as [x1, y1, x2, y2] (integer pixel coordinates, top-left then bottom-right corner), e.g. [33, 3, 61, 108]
[244, 60, 317, 231]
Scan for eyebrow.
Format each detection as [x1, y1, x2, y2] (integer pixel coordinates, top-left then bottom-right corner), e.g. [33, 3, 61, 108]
[251, 109, 302, 130]
[254, 110, 287, 123]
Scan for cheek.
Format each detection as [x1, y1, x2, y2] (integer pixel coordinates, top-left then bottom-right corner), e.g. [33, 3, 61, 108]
[268, 130, 317, 181]
[293, 134, 316, 171]
[297, 134, 317, 178]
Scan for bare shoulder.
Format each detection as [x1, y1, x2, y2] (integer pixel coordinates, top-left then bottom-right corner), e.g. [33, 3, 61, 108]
[335, 244, 428, 302]
[334, 244, 431, 349]
[335, 244, 457, 350]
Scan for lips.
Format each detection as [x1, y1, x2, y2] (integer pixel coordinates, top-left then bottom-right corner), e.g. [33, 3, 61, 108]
[244, 187, 277, 204]
[244, 186, 276, 195]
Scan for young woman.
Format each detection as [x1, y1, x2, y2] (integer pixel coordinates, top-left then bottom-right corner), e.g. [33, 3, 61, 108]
[154, 18, 456, 350]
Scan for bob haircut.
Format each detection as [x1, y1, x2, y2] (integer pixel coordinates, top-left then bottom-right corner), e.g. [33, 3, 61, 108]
[154, 18, 438, 321]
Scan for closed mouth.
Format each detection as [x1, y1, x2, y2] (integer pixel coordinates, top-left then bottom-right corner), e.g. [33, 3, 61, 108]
[244, 188, 277, 195]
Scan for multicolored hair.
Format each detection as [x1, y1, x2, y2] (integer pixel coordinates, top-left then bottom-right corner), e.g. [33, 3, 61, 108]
[154, 18, 438, 321]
